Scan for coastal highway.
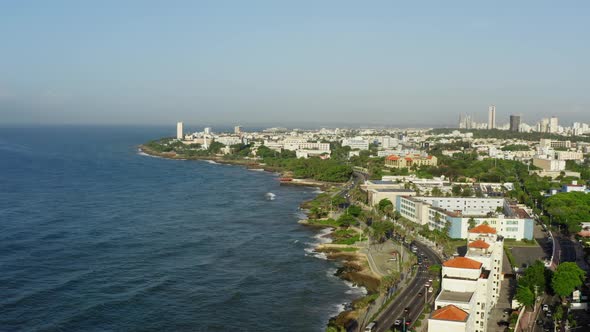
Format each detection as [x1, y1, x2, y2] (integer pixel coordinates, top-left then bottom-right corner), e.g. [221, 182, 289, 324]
[373, 241, 442, 332]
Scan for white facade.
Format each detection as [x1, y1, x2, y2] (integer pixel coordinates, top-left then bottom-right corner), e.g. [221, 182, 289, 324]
[417, 197, 504, 216]
[215, 136, 242, 146]
[429, 228, 504, 332]
[556, 151, 583, 161]
[532, 157, 566, 172]
[176, 122, 184, 139]
[488, 105, 496, 129]
[342, 137, 369, 150]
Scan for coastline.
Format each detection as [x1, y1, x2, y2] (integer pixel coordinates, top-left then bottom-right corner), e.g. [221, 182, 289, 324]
[138, 144, 371, 329]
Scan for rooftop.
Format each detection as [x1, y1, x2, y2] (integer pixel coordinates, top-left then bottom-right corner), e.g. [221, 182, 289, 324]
[443, 257, 483, 270]
[468, 239, 490, 249]
[431, 305, 469, 322]
[437, 291, 474, 304]
[468, 224, 497, 234]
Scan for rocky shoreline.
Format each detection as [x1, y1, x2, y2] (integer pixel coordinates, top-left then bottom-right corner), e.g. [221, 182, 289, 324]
[139, 144, 372, 330]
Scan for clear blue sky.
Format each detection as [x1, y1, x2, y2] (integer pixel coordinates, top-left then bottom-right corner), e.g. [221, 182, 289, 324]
[1, 0, 589, 127]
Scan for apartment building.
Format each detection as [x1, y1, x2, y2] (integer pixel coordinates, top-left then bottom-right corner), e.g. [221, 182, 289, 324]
[396, 196, 534, 240]
[428, 225, 504, 332]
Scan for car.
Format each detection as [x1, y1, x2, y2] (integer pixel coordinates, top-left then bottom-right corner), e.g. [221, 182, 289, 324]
[418, 292, 423, 297]
[536, 319, 543, 326]
[364, 321, 376, 332]
[428, 278, 433, 283]
[394, 319, 402, 326]
[546, 312, 552, 318]
[428, 287, 433, 293]
[388, 258, 397, 261]
[425, 282, 430, 287]
[404, 307, 409, 313]
[497, 321, 509, 327]
[405, 320, 412, 326]
[542, 304, 549, 311]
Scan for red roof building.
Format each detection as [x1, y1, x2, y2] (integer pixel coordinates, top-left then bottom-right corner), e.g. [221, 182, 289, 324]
[442, 257, 483, 270]
[468, 239, 490, 249]
[468, 224, 497, 234]
[431, 305, 469, 322]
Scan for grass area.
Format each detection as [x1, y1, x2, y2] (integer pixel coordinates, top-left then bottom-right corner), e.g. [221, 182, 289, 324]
[504, 246, 517, 268]
[443, 239, 466, 256]
[352, 293, 379, 310]
[305, 218, 340, 227]
[504, 238, 539, 247]
[332, 229, 362, 245]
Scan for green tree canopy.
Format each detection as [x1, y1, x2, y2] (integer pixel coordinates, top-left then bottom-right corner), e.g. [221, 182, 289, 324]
[552, 262, 586, 298]
[515, 285, 535, 308]
[545, 192, 590, 233]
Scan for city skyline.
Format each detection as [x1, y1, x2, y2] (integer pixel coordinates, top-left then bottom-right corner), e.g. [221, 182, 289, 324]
[1, 1, 590, 126]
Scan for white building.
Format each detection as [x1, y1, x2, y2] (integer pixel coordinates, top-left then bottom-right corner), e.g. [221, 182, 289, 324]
[488, 105, 496, 129]
[177, 122, 184, 140]
[342, 137, 369, 150]
[215, 136, 242, 146]
[556, 151, 584, 161]
[532, 157, 565, 172]
[396, 196, 534, 240]
[428, 225, 504, 332]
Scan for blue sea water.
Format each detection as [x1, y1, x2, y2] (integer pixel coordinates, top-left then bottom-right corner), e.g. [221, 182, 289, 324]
[0, 126, 364, 332]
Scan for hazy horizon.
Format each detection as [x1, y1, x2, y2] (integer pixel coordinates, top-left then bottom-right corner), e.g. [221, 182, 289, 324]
[1, 1, 589, 126]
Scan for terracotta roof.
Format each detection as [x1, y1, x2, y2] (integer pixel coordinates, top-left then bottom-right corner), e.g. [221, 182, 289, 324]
[443, 257, 482, 269]
[468, 224, 497, 234]
[431, 305, 469, 322]
[405, 157, 413, 161]
[387, 155, 400, 161]
[468, 239, 490, 249]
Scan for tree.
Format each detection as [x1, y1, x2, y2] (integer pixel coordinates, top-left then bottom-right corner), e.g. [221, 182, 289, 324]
[337, 214, 357, 227]
[377, 198, 393, 213]
[331, 195, 346, 210]
[452, 185, 462, 196]
[467, 217, 476, 230]
[347, 204, 362, 217]
[431, 186, 443, 197]
[552, 262, 586, 299]
[521, 261, 547, 294]
[515, 285, 535, 308]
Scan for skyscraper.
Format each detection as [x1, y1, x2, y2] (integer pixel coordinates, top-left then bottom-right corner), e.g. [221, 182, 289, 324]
[509, 115, 521, 132]
[549, 116, 559, 133]
[234, 125, 242, 134]
[176, 122, 184, 139]
[488, 105, 496, 129]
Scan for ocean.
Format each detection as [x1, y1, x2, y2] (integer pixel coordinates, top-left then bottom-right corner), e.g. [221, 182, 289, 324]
[0, 126, 365, 332]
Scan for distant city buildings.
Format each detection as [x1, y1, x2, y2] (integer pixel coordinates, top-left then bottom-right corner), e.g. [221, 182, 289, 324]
[487, 105, 496, 129]
[509, 115, 520, 132]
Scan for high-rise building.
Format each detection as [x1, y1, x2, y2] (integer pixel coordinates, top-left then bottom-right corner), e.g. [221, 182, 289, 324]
[549, 116, 559, 133]
[234, 125, 242, 135]
[509, 115, 521, 132]
[487, 105, 496, 129]
[176, 122, 184, 140]
[204, 127, 212, 135]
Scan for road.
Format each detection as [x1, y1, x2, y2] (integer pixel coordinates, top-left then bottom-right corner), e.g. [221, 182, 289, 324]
[373, 241, 442, 332]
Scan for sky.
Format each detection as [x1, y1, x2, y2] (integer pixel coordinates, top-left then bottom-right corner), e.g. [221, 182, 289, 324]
[1, 0, 589, 127]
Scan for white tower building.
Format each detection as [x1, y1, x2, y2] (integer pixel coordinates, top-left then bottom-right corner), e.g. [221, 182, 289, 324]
[487, 105, 496, 129]
[176, 122, 184, 140]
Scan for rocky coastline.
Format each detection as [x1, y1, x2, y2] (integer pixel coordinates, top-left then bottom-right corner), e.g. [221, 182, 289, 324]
[139, 144, 372, 330]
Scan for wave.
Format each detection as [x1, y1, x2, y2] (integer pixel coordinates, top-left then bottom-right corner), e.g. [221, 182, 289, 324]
[304, 228, 333, 260]
[206, 160, 218, 165]
[343, 281, 368, 296]
[312, 188, 324, 194]
[137, 149, 163, 159]
[325, 268, 338, 278]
